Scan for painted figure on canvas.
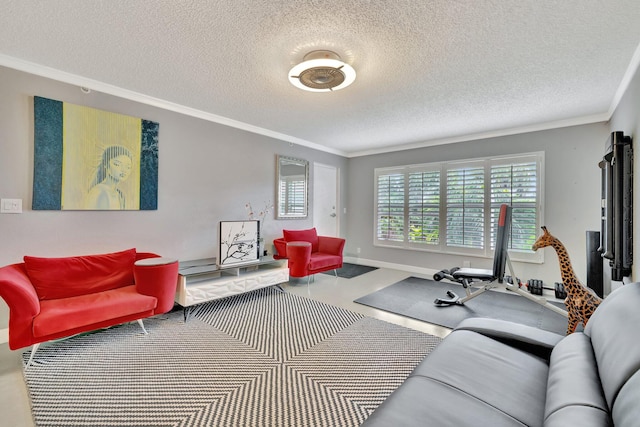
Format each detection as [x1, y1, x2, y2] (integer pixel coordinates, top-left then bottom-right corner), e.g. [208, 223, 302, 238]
[33, 96, 158, 211]
[85, 145, 134, 210]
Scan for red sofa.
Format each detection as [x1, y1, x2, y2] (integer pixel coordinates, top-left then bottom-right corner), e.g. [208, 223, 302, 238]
[0, 248, 178, 363]
[273, 228, 345, 280]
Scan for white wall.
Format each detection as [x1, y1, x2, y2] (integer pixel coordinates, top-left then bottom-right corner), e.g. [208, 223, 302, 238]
[346, 123, 610, 287]
[609, 53, 640, 286]
[0, 66, 349, 328]
[2, 59, 640, 331]
[348, 48, 640, 287]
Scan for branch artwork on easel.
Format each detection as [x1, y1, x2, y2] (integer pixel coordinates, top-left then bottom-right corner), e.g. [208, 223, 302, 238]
[219, 220, 260, 267]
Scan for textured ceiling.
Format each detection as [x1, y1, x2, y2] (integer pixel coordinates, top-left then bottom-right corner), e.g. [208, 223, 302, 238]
[2, 1, 640, 157]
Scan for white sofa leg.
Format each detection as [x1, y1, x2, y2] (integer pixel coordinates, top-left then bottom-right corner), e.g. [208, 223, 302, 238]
[26, 343, 40, 368]
[137, 319, 148, 335]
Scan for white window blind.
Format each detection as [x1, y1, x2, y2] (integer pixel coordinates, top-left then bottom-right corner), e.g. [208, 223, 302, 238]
[408, 169, 440, 244]
[374, 152, 543, 262]
[376, 172, 405, 242]
[446, 165, 485, 249]
[490, 161, 538, 251]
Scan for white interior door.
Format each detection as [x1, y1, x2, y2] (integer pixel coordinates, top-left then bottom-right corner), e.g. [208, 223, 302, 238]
[313, 163, 339, 236]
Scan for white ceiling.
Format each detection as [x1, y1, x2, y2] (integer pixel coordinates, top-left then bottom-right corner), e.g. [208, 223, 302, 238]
[2, 1, 640, 157]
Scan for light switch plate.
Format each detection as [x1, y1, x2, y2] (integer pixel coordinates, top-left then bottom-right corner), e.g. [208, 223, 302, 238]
[1, 198, 22, 214]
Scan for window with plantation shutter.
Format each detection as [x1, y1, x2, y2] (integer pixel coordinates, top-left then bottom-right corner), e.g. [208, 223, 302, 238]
[490, 161, 539, 252]
[446, 165, 485, 249]
[408, 169, 440, 245]
[375, 172, 405, 242]
[374, 152, 544, 262]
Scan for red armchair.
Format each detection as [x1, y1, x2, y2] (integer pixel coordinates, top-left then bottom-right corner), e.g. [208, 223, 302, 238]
[0, 248, 178, 366]
[273, 228, 345, 281]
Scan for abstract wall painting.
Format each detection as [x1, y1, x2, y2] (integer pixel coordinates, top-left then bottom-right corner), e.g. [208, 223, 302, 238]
[32, 96, 159, 210]
[218, 220, 261, 268]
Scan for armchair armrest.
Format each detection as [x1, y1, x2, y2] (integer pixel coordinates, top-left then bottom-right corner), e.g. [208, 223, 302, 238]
[286, 241, 312, 278]
[135, 252, 161, 261]
[273, 238, 288, 259]
[0, 263, 41, 349]
[133, 257, 179, 314]
[317, 236, 345, 256]
[454, 317, 564, 360]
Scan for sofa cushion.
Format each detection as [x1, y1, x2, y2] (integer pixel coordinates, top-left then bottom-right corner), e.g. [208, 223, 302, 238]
[362, 375, 527, 427]
[544, 406, 612, 427]
[544, 332, 610, 426]
[585, 282, 640, 424]
[33, 285, 157, 338]
[410, 330, 549, 427]
[612, 371, 640, 427]
[24, 248, 137, 300]
[283, 228, 319, 252]
[308, 253, 341, 272]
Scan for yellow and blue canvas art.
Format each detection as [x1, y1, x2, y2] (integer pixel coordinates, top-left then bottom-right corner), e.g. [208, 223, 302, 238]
[33, 96, 159, 210]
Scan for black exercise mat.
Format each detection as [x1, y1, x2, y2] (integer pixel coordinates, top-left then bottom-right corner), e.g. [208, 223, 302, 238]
[354, 276, 568, 334]
[322, 263, 378, 279]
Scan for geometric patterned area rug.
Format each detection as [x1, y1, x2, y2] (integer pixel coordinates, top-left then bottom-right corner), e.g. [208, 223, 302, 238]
[23, 287, 441, 427]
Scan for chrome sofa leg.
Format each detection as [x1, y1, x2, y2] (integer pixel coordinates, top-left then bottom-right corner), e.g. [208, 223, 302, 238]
[137, 319, 149, 335]
[334, 269, 338, 277]
[26, 343, 40, 368]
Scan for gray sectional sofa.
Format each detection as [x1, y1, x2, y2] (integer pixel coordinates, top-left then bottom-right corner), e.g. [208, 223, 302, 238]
[362, 281, 640, 426]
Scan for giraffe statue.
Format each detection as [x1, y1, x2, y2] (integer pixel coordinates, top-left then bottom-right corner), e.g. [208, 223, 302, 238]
[532, 226, 602, 335]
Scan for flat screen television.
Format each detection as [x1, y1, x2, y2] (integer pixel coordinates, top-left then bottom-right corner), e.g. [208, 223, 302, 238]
[598, 131, 633, 281]
[217, 220, 261, 268]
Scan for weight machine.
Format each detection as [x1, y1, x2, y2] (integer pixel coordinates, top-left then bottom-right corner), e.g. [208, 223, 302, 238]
[432, 204, 568, 319]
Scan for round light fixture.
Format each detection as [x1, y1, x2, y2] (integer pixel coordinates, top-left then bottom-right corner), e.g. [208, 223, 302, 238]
[289, 50, 356, 92]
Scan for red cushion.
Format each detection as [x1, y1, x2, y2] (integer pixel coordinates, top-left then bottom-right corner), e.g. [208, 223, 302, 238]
[24, 248, 137, 300]
[283, 228, 319, 252]
[273, 238, 288, 259]
[309, 253, 342, 272]
[33, 286, 157, 338]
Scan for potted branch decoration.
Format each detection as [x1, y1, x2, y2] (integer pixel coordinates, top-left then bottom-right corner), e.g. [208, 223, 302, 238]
[246, 200, 273, 256]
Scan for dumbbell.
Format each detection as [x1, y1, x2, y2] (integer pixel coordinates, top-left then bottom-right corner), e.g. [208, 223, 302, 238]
[527, 279, 544, 295]
[554, 282, 568, 299]
[504, 275, 522, 286]
[523, 279, 568, 299]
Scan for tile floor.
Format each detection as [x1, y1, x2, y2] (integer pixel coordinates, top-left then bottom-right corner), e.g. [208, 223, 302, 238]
[0, 266, 450, 426]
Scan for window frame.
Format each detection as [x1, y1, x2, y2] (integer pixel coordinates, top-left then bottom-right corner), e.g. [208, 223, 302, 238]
[373, 152, 545, 263]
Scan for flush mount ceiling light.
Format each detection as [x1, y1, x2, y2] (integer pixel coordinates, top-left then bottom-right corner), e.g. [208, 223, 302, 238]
[289, 50, 356, 92]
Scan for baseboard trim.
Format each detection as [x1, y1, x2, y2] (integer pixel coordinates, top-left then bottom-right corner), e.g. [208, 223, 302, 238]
[0, 328, 8, 345]
[344, 256, 440, 278]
